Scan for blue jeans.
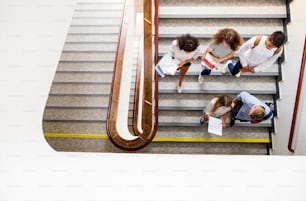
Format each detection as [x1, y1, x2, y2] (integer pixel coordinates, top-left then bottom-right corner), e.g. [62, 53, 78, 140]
[200, 68, 211, 76]
[228, 60, 242, 75]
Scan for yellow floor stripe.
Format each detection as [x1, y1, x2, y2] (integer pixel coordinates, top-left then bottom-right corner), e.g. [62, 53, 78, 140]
[44, 133, 108, 139]
[44, 133, 270, 143]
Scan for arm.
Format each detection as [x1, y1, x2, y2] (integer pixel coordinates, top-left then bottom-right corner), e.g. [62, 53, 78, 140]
[168, 40, 177, 58]
[238, 36, 257, 68]
[250, 119, 261, 124]
[215, 51, 235, 63]
[201, 47, 211, 60]
[178, 45, 201, 68]
[222, 112, 229, 128]
[178, 57, 195, 68]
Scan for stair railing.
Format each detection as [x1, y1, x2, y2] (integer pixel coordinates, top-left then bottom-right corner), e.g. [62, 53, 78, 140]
[107, 0, 156, 150]
[288, 37, 306, 153]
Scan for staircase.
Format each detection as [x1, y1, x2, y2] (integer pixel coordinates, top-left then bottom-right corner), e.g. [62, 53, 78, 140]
[42, 0, 125, 152]
[145, 0, 289, 154]
[42, 0, 290, 154]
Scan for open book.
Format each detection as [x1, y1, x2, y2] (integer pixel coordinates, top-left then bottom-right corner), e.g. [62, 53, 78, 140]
[155, 54, 179, 77]
[201, 53, 218, 69]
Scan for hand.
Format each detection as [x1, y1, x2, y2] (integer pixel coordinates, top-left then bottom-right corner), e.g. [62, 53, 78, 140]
[201, 53, 207, 61]
[211, 56, 220, 63]
[222, 121, 226, 128]
[250, 120, 261, 124]
[231, 98, 237, 108]
[249, 67, 255, 73]
[178, 61, 185, 68]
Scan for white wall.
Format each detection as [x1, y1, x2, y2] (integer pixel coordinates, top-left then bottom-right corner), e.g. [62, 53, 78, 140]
[274, 0, 306, 155]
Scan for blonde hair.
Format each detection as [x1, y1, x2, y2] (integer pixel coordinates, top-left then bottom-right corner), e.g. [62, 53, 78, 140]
[212, 95, 233, 113]
[250, 107, 265, 120]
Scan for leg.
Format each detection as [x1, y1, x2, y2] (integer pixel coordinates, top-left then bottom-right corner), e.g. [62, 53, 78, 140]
[178, 65, 189, 88]
[228, 60, 242, 76]
[198, 65, 211, 84]
[200, 68, 211, 76]
[229, 100, 244, 127]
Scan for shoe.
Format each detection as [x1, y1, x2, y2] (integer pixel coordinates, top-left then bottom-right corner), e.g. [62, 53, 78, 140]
[200, 117, 204, 125]
[235, 72, 241, 77]
[198, 74, 204, 84]
[222, 60, 232, 74]
[229, 117, 235, 127]
[177, 85, 182, 93]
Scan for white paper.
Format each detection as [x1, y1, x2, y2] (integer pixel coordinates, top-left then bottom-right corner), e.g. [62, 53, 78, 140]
[157, 54, 179, 75]
[208, 116, 223, 136]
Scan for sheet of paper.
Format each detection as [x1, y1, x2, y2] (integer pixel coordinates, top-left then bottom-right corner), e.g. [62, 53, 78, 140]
[208, 116, 222, 136]
[157, 54, 179, 75]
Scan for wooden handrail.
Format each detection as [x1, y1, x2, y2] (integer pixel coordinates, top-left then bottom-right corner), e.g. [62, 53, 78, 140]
[152, 0, 160, 136]
[107, 0, 156, 151]
[288, 37, 306, 153]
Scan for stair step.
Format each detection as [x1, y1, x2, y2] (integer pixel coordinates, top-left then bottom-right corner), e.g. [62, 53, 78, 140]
[71, 18, 120, 26]
[159, 19, 284, 38]
[63, 42, 117, 51]
[60, 52, 115, 61]
[57, 61, 114, 72]
[159, 0, 285, 7]
[159, 6, 286, 19]
[145, 142, 269, 155]
[73, 11, 122, 18]
[66, 34, 118, 43]
[53, 72, 113, 83]
[76, 2, 124, 11]
[46, 94, 109, 107]
[158, 110, 272, 127]
[158, 76, 276, 93]
[43, 121, 107, 135]
[155, 58, 279, 76]
[68, 26, 120, 34]
[49, 83, 111, 95]
[156, 126, 269, 141]
[158, 93, 273, 109]
[43, 108, 107, 121]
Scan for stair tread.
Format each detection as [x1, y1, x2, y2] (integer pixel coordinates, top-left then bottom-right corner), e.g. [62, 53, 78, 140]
[158, 76, 276, 92]
[159, 6, 286, 18]
[43, 108, 107, 121]
[46, 95, 109, 107]
[159, 19, 283, 38]
[156, 126, 270, 140]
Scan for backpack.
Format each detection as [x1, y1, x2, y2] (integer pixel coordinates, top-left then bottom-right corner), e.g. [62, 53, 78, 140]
[252, 35, 282, 56]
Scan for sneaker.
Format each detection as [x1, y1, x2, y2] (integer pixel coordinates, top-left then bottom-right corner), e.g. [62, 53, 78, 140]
[235, 72, 241, 77]
[177, 85, 182, 93]
[200, 117, 204, 125]
[222, 60, 232, 74]
[198, 74, 204, 84]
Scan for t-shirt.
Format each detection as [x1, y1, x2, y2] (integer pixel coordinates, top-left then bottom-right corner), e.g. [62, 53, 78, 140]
[168, 40, 200, 62]
[208, 41, 232, 59]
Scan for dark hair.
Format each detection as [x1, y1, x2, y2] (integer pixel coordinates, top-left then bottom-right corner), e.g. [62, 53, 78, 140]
[270, 31, 285, 48]
[212, 28, 243, 51]
[177, 33, 199, 52]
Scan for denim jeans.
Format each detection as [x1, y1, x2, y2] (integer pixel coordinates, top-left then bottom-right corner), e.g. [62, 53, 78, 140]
[228, 60, 242, 75]
[200, 68, 211, 76]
